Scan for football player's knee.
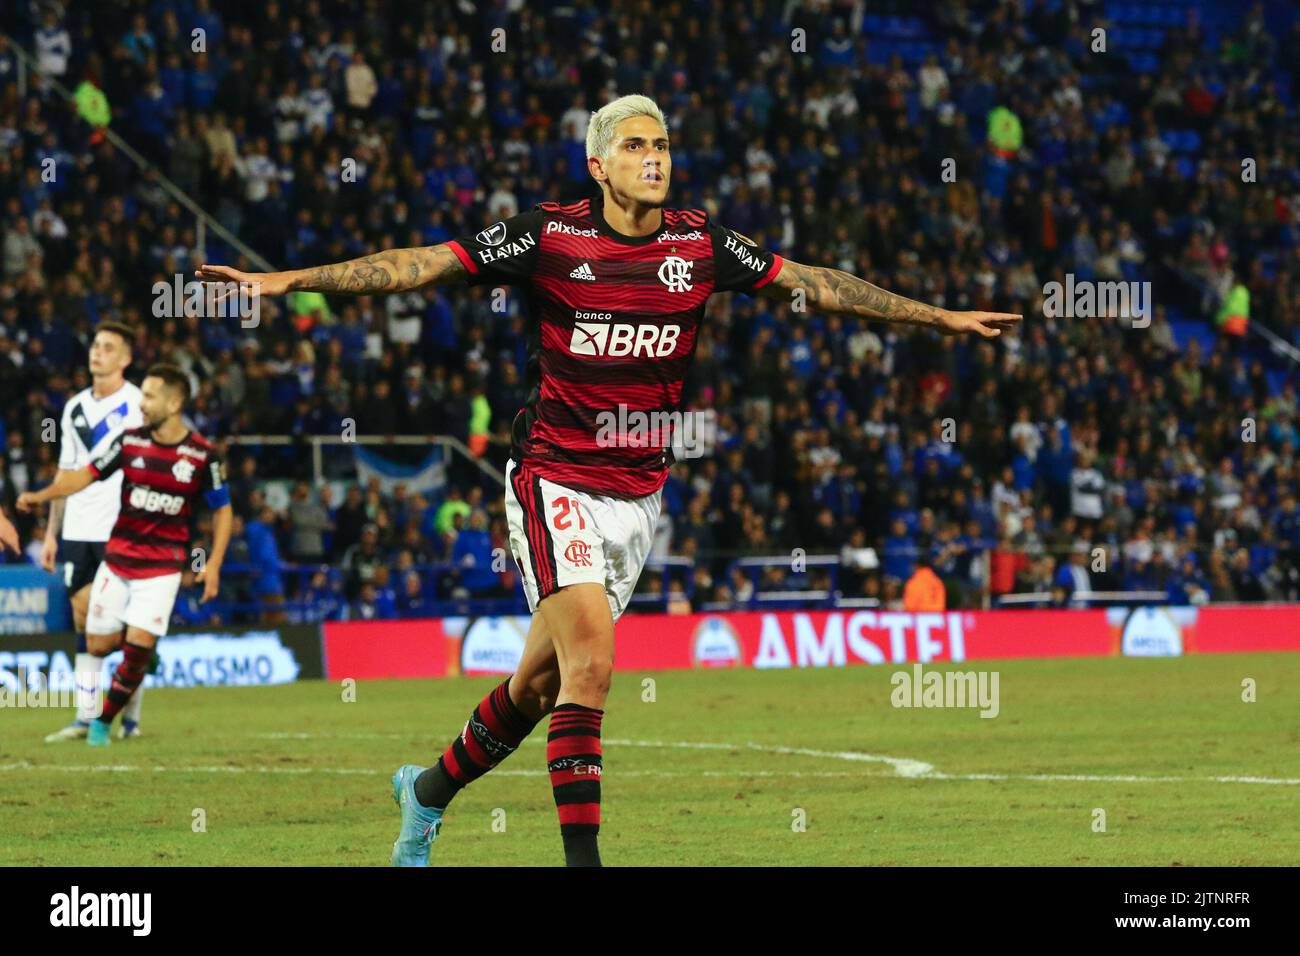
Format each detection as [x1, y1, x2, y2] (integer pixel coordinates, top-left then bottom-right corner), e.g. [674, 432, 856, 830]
[532, 668, 563, 713]
[70, 592, 90, 627]
[562, 654, 612, 699]
[86, 632, 122, 656]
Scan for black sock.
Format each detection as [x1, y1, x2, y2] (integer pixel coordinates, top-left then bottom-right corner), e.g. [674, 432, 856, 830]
[561, 831, 602, 867]
[559, 832, 598, 868]
[413, 758, 458, 810]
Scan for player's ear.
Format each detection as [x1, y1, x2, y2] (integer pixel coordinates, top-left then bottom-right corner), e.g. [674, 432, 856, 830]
[587, 154, 606, 182]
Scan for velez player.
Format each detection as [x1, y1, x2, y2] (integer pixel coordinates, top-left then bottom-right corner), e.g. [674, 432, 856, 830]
[18, 365, 233, 747]
[41, 322, 147, 742]
[197, 94, 1021, 866]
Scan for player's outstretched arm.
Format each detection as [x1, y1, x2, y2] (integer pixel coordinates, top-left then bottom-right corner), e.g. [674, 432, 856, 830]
[16, 467, 96, 513]
[196, 243, 469, 297]
[761, 258, 1022, 338]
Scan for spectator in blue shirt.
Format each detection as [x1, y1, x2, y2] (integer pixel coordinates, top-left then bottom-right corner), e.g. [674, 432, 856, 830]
[397, 570, 428, 618]
[452, 509, 499, 595]
[245, 506, 286, 622]
[883, 518, 917, 582]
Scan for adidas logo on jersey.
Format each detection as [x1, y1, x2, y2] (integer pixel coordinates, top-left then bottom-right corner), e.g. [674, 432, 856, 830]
[569, 262, 596, 281]
[131, 457, 146, 468]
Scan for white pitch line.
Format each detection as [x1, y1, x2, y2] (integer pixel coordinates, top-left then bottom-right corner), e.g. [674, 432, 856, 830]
[2, 760, 1298, 785]
[599, 738, 936, 778]
[7, 736, 1299, 785]
[0, 761, 882, 780]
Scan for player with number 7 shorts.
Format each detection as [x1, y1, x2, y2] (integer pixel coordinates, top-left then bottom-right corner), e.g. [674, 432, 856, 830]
[19, 364, 233, 748]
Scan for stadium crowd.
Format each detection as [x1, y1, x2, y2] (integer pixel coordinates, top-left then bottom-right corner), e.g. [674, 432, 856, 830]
[1, 0, 1298, 624]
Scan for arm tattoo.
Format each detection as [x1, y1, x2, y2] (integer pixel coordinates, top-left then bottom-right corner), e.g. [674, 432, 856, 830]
[295, 244, 467, 294]
[764, 258, 942, 326]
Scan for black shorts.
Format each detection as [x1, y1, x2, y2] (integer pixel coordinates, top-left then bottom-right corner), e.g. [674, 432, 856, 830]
[60, 540, 106, 594]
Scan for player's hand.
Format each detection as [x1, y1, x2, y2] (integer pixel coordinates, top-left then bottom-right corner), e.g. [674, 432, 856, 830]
[0, 511, 19, 553]
[40, 534, 58, 571]
[196, 565, 221, 603]
[935, 310, 1023, 338]
[195, 265, 293, 301]
[15, 491, 41, 514]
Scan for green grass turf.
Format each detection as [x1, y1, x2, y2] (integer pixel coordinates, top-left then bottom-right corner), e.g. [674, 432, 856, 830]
[1, 653, 1296, 866]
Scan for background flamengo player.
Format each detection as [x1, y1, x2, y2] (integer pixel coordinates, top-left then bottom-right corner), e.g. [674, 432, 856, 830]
[18, 364, 234, 748]
[196, 94, 1020, 867]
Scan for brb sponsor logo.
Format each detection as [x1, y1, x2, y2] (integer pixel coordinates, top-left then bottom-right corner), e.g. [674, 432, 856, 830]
[129, 486, 185, 514]
[570, 318, 681, 357]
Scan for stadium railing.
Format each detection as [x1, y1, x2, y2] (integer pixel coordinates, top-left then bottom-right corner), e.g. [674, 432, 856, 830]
[225, 434, 505, 486]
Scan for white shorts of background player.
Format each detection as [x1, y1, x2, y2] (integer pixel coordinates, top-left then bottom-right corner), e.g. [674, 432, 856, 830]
[85, 562, 182, 638]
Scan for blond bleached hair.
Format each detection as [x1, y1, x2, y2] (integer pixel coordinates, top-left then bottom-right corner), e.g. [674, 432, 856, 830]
[586, 94, 668, 160]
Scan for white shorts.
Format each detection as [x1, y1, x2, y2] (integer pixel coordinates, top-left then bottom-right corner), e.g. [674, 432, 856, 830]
[85, 562, 182, 638]
[504, 459, 661, 622]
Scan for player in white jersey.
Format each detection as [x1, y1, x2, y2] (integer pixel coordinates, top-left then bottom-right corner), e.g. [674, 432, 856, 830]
[41, 322, 146, 743]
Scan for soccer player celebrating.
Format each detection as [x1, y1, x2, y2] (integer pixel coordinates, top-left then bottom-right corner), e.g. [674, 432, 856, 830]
[18, 364, 232, 747]
[41, 322, 147, 743]
[198, 94, 1020, 866]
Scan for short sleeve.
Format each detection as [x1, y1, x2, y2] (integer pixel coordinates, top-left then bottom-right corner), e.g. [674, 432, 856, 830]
[88, 435, 123, 480]
[57, 403, 77, 469]
[126, 389, 145, 429]
[202, 452, 231, 509]
[708, 222, 783, 294]
[446, 210, 545, 287]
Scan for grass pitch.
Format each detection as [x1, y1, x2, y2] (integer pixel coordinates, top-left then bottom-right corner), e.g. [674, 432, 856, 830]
[1, 653, 1297, 866]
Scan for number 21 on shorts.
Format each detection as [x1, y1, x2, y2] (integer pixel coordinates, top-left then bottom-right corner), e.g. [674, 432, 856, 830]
[551, 496, 586, 531]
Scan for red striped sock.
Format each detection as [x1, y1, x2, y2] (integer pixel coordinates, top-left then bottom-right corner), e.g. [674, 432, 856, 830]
[547, 702, 603, 866]
[99, 642, 152, 723]
[436, 678, 538, 790]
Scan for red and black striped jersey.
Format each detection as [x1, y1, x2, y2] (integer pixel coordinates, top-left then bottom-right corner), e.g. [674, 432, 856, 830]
[87, 427, 230, 579]
[447, 197, 783, 499]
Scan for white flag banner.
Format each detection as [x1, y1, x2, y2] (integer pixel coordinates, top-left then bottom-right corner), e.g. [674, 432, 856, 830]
[352, 445, 446, 495]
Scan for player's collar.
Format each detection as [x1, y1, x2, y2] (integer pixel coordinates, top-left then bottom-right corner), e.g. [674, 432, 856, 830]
[149, 427, 192, 448]
[89, 379, 130, 402]
[590, 197, 667, 246]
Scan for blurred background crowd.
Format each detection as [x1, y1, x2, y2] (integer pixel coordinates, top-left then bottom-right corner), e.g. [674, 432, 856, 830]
[1, 0, 1298, 624]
